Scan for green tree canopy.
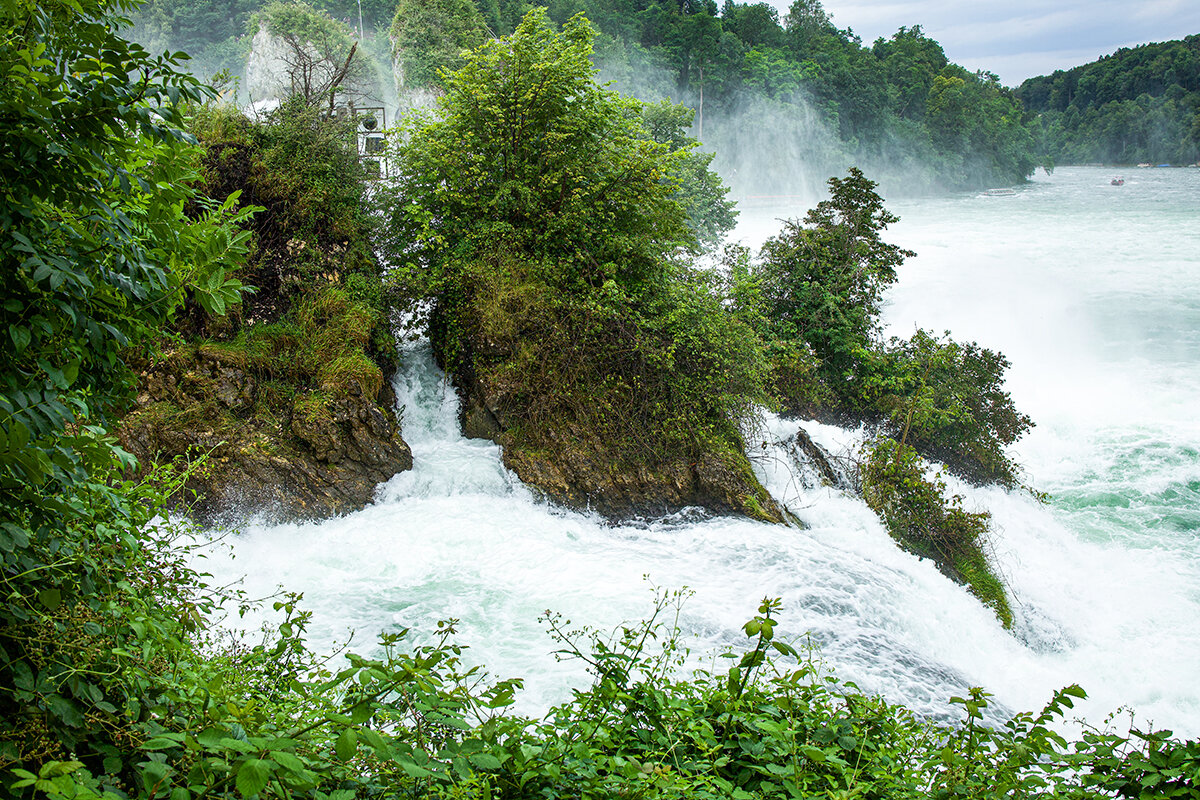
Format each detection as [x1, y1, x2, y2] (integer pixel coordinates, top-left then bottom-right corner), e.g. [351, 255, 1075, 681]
[757, 167, 913, 384]
[384, 8, 698, 296]
[390, 0, 490, 90]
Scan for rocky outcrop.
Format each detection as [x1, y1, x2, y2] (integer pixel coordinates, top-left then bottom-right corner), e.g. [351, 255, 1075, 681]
[783, 428, 854, 491]
[453, 370, 783, 523]
[119, 347, 412, 525]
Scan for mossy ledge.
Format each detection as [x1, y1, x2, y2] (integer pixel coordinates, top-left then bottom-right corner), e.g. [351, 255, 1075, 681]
[429, 281, 783, 525]
[119, 341, 411, 525]
[118, 100, 413, 524]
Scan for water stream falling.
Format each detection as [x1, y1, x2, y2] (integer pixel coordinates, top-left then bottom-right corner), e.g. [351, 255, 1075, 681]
[201, 166, 1200, 736]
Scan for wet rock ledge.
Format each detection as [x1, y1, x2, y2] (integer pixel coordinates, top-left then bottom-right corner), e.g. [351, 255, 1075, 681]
[119, 346, 411, 525]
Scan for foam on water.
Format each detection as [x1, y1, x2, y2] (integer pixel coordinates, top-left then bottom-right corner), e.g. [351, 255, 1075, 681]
[202, 167, 1200, 736]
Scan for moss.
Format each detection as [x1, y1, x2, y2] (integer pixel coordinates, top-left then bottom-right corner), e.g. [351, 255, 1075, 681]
[955, 550, 1014, 629]
[317, 352, 383, 399]
[293, 391, 334, 427]
[860, 436, 1014, 628]
[197, 341, 250, 371]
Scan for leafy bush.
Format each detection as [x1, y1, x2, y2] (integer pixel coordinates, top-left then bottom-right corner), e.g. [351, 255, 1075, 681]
[858, 437, 1013, 627]
[876, 330, 1034, 488]
[757, 171, 1031, 489]
[0, 0, 249, 771]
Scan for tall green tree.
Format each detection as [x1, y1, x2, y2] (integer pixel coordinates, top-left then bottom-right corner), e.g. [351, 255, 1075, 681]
[757, 167, 913, 388]
[384, 8, 696, 294]
[1, 0, 250, 762]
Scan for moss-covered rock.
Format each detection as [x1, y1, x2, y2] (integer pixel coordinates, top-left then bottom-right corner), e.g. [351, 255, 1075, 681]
[459, 377, 780, 521]
[118, 100, 412, 524]
[858, 436, 1014, 628]
[120, 345, 411, 524]
[431, 270, 783, 524]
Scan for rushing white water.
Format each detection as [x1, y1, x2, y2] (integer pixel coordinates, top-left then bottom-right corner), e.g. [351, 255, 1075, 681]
[202, 166, 1200, 737]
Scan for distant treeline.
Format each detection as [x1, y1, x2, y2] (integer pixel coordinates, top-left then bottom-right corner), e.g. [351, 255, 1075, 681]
[1017, 35, 1200, 165]
[123, 0, 393, 76]
[513, 0, 1040, 190]
[127, 0, 1043, 191]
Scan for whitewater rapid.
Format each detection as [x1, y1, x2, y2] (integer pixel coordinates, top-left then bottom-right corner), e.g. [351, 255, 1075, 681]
[201, 166, 1200, 737]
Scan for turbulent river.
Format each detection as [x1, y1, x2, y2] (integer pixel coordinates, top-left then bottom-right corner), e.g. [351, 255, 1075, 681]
[201, 166, 1200, 736]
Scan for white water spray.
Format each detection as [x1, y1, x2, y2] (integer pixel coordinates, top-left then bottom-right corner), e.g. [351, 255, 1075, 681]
[204, 166, 1200, 736]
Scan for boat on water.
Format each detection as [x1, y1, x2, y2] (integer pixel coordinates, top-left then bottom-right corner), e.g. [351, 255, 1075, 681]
[1111, 177, 1125, 186]
[1137, 162, 1152, 167]
[982, 187, 1016, 196]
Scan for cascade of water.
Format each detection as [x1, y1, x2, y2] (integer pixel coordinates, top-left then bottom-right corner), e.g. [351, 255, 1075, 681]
[202, 167, 1200, 736]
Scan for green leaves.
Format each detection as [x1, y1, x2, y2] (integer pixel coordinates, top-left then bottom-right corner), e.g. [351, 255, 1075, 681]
[880, 329, 1032, 487]
[334, 728, 358, 762]
[383, 8, 695, 296]
[234, 758, 272, 798]
[758, 167, 913, 389]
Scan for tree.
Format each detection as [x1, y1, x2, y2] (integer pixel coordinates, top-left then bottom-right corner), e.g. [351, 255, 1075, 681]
[383, 8, 697, 296]
[254, 0, 374, 113]
[757, 167, 913, 388]
[1, 0, 252, 765]
[639, 99, 738, 247]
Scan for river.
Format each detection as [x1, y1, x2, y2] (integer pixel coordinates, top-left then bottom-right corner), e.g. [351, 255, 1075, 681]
[200, 166, 1200, 737]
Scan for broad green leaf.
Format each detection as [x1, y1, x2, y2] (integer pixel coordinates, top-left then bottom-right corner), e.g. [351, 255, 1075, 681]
[235, 759, 271, 798]
[334, 728, 358, 762]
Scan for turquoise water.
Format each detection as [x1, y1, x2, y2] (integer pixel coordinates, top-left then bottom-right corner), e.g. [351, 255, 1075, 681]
[884, 167, 1200, 732]
[203, 167, 1200, 738]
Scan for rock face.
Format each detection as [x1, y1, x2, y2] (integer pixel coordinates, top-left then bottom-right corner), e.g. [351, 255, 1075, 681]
[452, 364, 783, 523]
[119, 348, 412, 525]
[784, 428, 854, 492]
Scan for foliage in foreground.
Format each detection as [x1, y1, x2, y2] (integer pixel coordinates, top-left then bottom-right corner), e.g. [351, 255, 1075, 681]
[1, 0, 247, 767]
[7, 580, 1200, 800]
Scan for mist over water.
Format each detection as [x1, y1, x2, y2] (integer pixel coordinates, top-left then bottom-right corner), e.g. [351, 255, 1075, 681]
[593, 56, 944, 203]
[879, 166, 1200, 731]
[203, 166, 1200, 737]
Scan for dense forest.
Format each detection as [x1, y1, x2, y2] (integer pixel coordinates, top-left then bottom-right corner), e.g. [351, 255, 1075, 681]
[1017, 35, 1200, 165]
[126, 0, 1043, 191]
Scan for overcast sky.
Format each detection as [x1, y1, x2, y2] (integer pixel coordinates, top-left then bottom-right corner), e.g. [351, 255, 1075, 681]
[767, 1, 1200, 86]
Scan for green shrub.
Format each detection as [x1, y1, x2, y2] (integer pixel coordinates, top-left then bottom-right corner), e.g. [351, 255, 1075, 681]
[757, 167, 914, 389]
[858, 436, 1013, 627]
[876, 329, 1033, 487]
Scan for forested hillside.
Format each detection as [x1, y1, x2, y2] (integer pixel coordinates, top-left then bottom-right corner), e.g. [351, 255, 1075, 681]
[126, 0, 1042, 191]
[511, 0, 1040, 191]
[1017, 35, 1200, 165]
